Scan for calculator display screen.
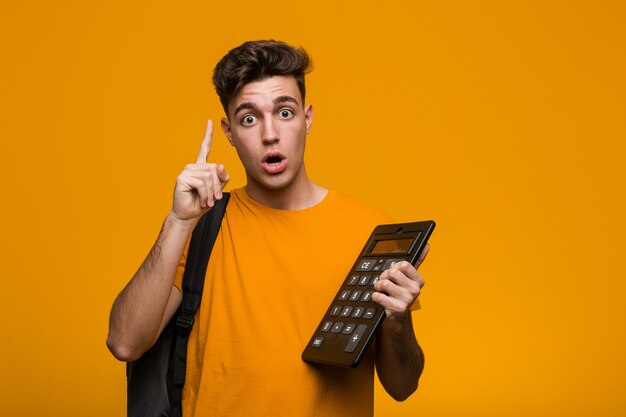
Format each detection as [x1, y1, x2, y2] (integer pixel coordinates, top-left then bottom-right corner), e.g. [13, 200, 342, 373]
[369, 238, 414, 255]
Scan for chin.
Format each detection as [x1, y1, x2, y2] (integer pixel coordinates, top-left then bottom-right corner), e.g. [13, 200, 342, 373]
[249, 165, 303, 193]
[257, 174, 296, 192]
[264, 179, 293, 191]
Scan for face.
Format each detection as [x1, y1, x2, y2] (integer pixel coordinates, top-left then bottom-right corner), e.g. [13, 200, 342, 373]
[221, 75, 314, 199]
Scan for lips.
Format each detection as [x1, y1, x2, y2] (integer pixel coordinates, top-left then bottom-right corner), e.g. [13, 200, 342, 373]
[261, 151, 287, 174]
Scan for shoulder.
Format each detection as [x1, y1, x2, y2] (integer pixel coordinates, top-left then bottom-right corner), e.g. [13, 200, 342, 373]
[317, 191, 394, 255]
[325, 190, 393, 223]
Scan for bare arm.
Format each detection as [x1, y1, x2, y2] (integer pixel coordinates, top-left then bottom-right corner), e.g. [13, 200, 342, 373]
[375, 309, 425, 401]
[106, 215, 193, 361]
[373, 244, 429, 401]
[106, 120, 229, 361]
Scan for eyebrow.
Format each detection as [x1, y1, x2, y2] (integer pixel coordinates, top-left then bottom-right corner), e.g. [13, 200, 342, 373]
[233, 95, 300, 117]
[274, 95, 299, 106]
[233, 102, 258, 117]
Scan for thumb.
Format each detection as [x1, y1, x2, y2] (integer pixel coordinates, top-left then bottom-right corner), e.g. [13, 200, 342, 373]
[216, 164, 230, 186]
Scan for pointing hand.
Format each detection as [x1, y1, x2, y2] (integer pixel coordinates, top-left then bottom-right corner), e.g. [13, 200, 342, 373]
[171, 120, 230, 222]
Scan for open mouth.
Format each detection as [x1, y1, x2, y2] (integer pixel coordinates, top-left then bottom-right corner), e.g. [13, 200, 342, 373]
[262, 152, 287, 174]
[266, 155, 283, 166]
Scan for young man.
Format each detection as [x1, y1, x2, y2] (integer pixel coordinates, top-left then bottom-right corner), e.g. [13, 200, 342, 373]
[107, 40, 429, 416]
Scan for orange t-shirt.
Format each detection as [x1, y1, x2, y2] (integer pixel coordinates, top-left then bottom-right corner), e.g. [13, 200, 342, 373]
[174, 188, 392, 417]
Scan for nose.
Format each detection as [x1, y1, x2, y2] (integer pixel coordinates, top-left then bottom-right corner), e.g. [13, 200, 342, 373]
[261, 118, 279, 144]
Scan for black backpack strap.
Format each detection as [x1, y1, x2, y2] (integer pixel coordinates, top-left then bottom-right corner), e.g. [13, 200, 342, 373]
[170, 192, 230, 417]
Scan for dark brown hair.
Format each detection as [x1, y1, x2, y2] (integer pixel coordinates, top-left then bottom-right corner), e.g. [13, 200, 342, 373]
[212, 40, 313, 116]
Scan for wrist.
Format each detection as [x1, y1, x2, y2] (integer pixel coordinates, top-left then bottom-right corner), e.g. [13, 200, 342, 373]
[165, 211, 199, 233]
[382, 310, 412, 334]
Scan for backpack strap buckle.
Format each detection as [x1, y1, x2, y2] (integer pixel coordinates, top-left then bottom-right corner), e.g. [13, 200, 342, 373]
[175, 314, 195, 336]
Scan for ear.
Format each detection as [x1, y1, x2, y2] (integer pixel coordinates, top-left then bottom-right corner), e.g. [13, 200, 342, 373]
[221, 117, 235, 146]
[304, 104, 314, 134]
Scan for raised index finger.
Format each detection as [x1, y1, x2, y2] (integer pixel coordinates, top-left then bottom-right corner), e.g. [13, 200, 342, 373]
[196, 119, 213, 164]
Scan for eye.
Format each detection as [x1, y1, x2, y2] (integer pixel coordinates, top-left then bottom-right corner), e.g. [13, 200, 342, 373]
[278, 108, 294, 119]
[241, 114, 257, 126]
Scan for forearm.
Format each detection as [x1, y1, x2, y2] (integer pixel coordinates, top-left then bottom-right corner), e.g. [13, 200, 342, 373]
[375, 312, 424, 401]
[106, 213, 196, 361]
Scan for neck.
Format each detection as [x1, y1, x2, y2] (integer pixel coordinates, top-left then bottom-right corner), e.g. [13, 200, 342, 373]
[245, 178, 328, 210]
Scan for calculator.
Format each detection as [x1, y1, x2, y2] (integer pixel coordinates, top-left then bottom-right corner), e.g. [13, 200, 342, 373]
[302, 221, 435, 368]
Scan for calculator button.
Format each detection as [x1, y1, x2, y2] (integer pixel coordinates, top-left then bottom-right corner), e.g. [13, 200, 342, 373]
[358, 275, 370, 285]
[361, 291, 373, 302]
[355, 259, 375, 271]
[340, 306, 353, 317]
[382, 258, 405, 270]
[330, 306, 342, 316]
[352, 307, 365, 318]
[363, 308, 376, 319]
[373, 259, 384, 271]
[342, 323, 356, 334]
[338, 290, 351, 301]
[312, 337, 324, 348]
[350, 291, 362, 301]
[321, 321, 333, 332]
[347, 275, 360, 285]
[331, 322, 344, 333]
[344, 324, 368, 353]
[369, 275, 379, 286]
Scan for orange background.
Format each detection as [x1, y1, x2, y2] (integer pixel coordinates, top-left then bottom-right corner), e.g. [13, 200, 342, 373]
[1, 1, 625, 416]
